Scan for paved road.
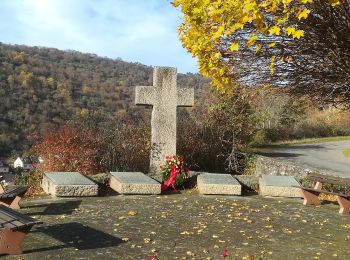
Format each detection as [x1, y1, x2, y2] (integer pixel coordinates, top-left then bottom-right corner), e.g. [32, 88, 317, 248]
[259, 140, 350, 178]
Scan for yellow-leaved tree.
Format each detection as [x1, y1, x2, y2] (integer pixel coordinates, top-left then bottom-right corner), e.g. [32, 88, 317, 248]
[173, 0, 345, 94]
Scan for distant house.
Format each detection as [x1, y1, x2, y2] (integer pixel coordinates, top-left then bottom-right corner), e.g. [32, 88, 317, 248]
[14, 157, 34, 171]
[13, 157, 23, 168]
[0, 161, 9, 174]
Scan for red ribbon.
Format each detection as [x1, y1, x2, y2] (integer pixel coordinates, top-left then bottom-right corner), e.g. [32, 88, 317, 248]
[162, 168, 179, 191]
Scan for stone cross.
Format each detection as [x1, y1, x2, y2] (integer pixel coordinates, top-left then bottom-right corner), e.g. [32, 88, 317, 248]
[135, 67, 194, 179]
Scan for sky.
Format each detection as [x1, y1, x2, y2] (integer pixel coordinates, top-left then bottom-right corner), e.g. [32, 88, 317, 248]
[0, 0, 198, 73]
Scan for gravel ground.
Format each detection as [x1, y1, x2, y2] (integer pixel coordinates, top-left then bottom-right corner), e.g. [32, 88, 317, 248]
[2, 191, 350, 260]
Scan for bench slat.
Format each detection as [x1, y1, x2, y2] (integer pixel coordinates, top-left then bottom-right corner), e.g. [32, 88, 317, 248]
[0, 212, 27, 229]
[0, 186, 27, 199]
[306, 173, 350, 186]
[301, 187, 350, 198]
[0, 205, 42, 230]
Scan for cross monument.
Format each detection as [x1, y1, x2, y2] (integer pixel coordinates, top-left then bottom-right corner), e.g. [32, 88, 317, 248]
[135, 67, 194, 179]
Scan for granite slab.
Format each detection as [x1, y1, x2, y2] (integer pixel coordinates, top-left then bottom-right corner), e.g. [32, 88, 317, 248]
[110, 172, 161, 195]
[259, 175, 302, 197]
[42, 172, 98, 197]
[197, 173, 241, 195]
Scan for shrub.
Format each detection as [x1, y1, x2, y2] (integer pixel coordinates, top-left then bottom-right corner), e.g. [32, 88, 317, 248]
[32, 125, 102, 175]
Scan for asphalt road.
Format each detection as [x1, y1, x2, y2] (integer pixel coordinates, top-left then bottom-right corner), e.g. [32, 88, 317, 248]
[259, 140, 350, 178]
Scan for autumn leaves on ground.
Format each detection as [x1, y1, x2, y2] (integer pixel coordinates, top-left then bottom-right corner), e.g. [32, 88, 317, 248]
[12, 193, 350, 260]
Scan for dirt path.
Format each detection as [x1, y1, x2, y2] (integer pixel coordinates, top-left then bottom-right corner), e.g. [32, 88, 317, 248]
[259, 141, 350, 178]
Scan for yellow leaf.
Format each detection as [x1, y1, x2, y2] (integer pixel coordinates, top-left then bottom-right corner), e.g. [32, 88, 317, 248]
[230, 42, 239, 51]
[292, 29, 304, 39]
[122, 237, 129, 242]
[299, 0, 313, 3]
[242, 15, 253, 23]
[128, 210, 138, 216]
[247, 34, 258, 47]
[297, 8, 310, 20]
[329, 0, 341, 6]
[256, 43, 262, 53]
[268, 42, 276, 47]
[214, 24, 225, 39]
[269, 55, 276, 74]
[214, 52, 221, 59]
[229, 23, 244, 33]
[285, 26, 296, 36]
[269, 26, 281, 35]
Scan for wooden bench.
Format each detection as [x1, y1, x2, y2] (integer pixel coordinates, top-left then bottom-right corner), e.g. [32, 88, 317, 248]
[0, 184, 27, 209]
[299, 173, 350, 214]
[0, 205, 42, 255]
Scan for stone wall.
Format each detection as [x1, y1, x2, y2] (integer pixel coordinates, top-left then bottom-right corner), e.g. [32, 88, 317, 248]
[253, 155, 334, 180]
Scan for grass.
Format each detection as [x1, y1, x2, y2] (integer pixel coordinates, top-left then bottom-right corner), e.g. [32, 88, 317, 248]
[264, 135, 350, 147]
[343, 147, 350, 157]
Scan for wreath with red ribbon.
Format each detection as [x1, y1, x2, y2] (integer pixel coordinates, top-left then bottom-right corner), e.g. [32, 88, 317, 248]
[160, 155, 190, 191]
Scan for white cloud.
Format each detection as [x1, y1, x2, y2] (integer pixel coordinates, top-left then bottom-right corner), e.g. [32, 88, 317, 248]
[0, 0, 198, 73]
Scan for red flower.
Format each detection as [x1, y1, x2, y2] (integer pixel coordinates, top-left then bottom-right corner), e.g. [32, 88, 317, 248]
[173, 155, 177, 159]
[179, 156, 184, 162]
[221, 249, 229, 258]
[160, 166, 163, 169]
[165, 156, 170, 159]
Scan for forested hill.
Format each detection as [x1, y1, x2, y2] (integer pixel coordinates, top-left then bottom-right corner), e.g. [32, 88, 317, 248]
[0, 42, 207, 158]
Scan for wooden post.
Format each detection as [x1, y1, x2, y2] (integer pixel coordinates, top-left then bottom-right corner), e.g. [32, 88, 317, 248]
[314, 181, 322, 190]
[336, 196, 350, 214]
[301, 189, 321, 205]
[0, 226, 31, 255]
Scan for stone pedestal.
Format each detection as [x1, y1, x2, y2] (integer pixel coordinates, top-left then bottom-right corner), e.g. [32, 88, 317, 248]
[197, 173, 241, 195]
[42, 172, 98, 197]
[110, 172, 161, 195]
[259, 175, 301, 197]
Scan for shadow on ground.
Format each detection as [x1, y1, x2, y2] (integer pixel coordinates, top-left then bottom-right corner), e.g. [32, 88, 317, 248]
[255, 152, 303, 158]
[26, 200, 82, 216]
[25, 222, 123, 254]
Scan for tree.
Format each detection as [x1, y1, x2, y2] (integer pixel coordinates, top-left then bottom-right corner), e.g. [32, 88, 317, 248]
[173, 0, 348, 103]
[32, 125, 102, 175]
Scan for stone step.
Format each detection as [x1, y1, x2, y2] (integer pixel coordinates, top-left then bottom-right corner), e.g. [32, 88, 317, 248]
[259, 175, 302, 198]
[42, 172, 98, 197]
[197, 173, 242, 195]
[110, 172, 161, 195]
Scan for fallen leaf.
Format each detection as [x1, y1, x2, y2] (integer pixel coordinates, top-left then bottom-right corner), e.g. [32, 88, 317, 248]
[128, 211, 138, 216]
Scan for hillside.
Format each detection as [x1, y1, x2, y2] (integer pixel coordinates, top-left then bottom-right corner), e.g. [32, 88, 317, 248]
[0, 42, 208, 158]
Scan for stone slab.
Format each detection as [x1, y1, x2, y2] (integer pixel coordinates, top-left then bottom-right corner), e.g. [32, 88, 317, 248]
[41, 172, 98, 197]
[110, 172, 161, 195]
[197, 173, 241, 195]
[259, 175, 301, 198]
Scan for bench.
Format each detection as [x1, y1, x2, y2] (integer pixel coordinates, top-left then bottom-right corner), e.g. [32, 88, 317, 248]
[0, 205, 42, 255]
[0, 184, 27, 209]
[0, 176, 28, 209]
[299, 173, 350, 214]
